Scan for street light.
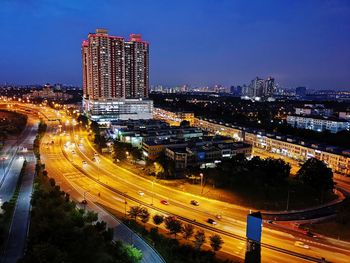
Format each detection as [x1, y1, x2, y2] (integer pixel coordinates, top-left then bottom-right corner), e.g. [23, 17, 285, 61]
[151, 180, 155, 205]
[286, 188, 294, 211]
[200, 173, 204, 195]
[124, 192, 127, 217]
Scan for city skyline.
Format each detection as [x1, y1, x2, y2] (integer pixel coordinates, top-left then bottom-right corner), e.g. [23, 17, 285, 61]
[0, 0, 349, 90]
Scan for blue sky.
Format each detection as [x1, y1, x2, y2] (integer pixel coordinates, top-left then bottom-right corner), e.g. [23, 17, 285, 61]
[0, 0, 349, 89]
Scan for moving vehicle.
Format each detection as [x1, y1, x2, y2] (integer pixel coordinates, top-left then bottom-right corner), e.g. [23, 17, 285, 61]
[82, 160, 87, 166]
[160, 200, 169, 205]
[190, 200, 199, 206]
[138, 191, 145, 196]
[81, 199, 87, 205]
[207, 218, 217, 225]
[294, 241, 310, 249]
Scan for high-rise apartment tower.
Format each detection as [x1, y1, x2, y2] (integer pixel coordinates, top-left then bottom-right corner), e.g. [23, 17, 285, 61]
[82, 29, 152, 123]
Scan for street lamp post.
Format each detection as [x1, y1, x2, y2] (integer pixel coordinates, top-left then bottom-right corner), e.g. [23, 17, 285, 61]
[83, 190, 89, 210]
[83, 190, 89, 201]
[200, 173, 204, 195]
[151, 180, 154, 205]
[286, 189, 293, 211]
[124, 192, 127, 217]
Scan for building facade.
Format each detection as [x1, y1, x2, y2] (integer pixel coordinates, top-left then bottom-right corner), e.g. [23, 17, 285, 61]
[153, 108, 350, 175]
[82, 29, 152, 122]
[286, 115, 349, 133]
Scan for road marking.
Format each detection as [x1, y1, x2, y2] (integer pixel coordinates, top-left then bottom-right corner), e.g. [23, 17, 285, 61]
[62, 172, 84, 180]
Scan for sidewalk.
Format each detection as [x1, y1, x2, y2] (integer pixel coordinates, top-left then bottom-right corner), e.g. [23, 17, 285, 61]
[1, 153, 36, 263]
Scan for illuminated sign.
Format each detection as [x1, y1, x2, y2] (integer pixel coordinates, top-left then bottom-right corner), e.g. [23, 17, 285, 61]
[246, 212, 262, 243]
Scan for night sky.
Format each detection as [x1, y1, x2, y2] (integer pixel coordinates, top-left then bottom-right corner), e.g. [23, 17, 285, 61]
[0, 0, 349, 89]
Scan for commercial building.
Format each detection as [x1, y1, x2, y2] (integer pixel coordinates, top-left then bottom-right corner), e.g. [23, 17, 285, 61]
[153, 108, 350, 175]
[153, 108, 195, 126]
[294, 104, 333, 117]
[165, 141, 251, 170]
[115, 120, 203, 149]
[82, 29, 152, 123]
[142, 134, 251, 170]
[286, 115, 349, 133]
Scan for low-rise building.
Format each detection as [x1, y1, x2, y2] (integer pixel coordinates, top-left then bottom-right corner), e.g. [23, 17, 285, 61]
[286, 115, 349, 133]
[295, 104, 333, 117]
[117, 124, 203, 148]
[164, 139, 252, 170]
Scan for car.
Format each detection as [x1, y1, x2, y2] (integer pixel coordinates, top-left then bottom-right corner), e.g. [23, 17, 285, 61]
[94, 152, 98, 156]
[294, 241, 310, 249]
[71, 150, 76, 154]
[92, 157, 96, 162]
[138, 191, 145, 196]
[81, 199, 87, 205]
[207, 218, 217, 225]
[190, 200, 199, 206]
[160, 200, 169, 205]
[216, 214, 222, 219]
[82, 160, 87, 166]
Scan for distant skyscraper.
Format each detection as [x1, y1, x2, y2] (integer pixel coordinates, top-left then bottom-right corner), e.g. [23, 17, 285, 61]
[81, 29, 152, 122]
[242, 77, 275, 100]
[263, 77, 275, 97]
[249, 77, 264, 97]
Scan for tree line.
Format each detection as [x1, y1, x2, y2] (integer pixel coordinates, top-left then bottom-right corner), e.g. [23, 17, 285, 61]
[127, 206, 224, 254]
[20, 164, 142, 263]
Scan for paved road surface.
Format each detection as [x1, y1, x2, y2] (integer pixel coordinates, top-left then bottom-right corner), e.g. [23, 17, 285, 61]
[1, 153, 35, 263]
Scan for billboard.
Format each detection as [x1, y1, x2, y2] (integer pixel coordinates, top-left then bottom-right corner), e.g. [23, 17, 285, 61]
[246, 212, 262, 243]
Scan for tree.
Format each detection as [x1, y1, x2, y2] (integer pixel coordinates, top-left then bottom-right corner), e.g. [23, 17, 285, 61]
[130, 147, 142, 161]
[84, 211, 98, 224]
[128, 206, 142, 221]
[209, 234, 224, 253]
[152, 214, 164, 226]
[122, 244, 143, 263]
[138, 207, 150, 224]
[297, 158, 334, 201]
[194, 230, 206, 250]
[182, 224, 194, 240]
[164, 217, 182, 238]
[180, 120, 190, 127]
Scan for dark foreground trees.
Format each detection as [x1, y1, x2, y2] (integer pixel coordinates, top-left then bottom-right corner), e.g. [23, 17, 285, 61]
[297, 158, 334, 202]
[22, 165, 141, 263]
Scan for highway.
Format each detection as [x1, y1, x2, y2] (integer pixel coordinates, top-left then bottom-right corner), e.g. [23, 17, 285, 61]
[3, 102, 350, 263]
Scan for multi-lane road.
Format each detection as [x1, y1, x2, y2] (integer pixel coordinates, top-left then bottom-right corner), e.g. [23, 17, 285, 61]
[2, 102, 350, 263]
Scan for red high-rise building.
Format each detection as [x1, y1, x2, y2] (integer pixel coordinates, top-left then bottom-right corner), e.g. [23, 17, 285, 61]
[81, 29, 149, 100]
[81, 29, 152, 122]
